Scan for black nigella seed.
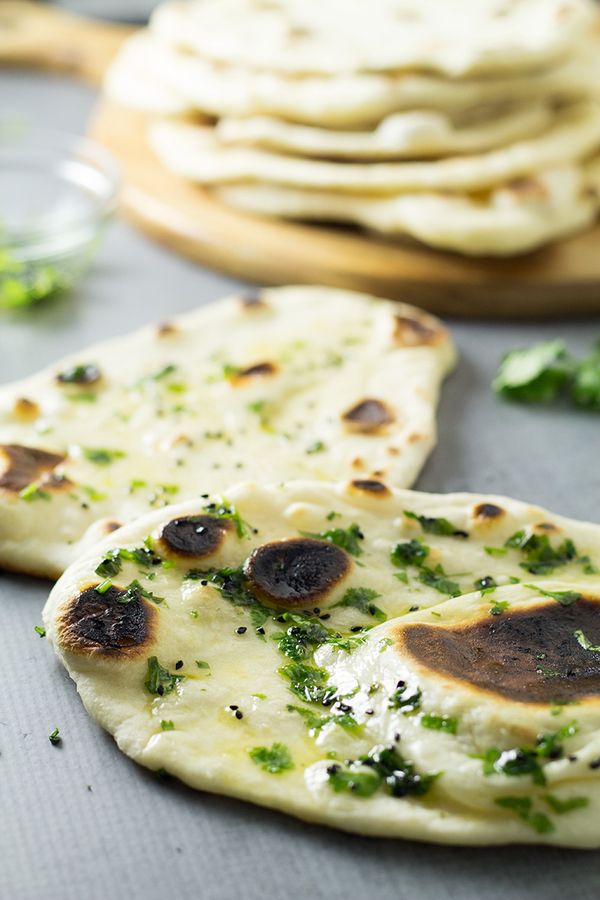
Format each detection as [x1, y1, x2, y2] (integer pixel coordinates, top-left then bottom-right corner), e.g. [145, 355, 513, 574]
[313, 608, 321, 615]
[229, 705, 238, 711]
[409, 605, 419, 612]
[235, 710, 243, 720]
[589, 757, 600, 770]
[394, 732, 401, 742]
[175, 660, 183, 670]
[326, 764, 340, 775]
[319, 614, 331, 621]
[157, 685, 164, 696]
[276, 615, 286, 623]
[396, 680, 406, 689]
[236, 626, 247, 635]
[568, 755, 578, 762]
[256, 627, 265, 635]
[200, 580, 208, 586]
[365, 709, 374, 716]
[350, 625, 362, 633]
[336, 703, 352, 713]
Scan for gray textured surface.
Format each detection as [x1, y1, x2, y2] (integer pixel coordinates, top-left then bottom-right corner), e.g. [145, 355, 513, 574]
[1, 71, 600, 900]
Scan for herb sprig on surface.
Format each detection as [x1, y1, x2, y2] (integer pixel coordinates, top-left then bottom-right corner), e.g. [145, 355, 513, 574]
[493, 338, 600, 411]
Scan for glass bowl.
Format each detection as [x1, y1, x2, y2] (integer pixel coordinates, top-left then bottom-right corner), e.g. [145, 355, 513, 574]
[0, 124, 120, 309]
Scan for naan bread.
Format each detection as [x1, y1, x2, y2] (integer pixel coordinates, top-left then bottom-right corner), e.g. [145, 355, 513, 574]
[215, 104, 556, 161]
[148, 102, 600, 194]
[105, 30, 600, 129]
[43, 479, 600, 846]
[217, 164, 599, 256]
[151, 0, 594, 77]
[0, 287, 454, 578]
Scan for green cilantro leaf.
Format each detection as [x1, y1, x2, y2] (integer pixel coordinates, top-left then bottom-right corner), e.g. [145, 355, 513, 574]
[249, 743, 293, 774]
[492, 340, 570, 404]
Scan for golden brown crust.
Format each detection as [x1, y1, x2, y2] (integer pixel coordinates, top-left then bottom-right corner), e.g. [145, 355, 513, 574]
[230, 361, 278, 384]
[0, 444, 66, 493]
[348, 479, 391, 497]
[472, 502, 505, 521]
[393, 314, 447, 348]
[12, 398, 40, 422]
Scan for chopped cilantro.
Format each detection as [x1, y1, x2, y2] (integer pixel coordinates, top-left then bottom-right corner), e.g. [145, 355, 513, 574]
[306, 440, 326, 454]
[388, 682, 422, 714]
[287, 704, 361, 734]
[390, 539, 429, 567]
[474, 575, 497, 595]
[95, 545, 162, 579]
[421, 714, 458, 734]
[494, 796, 554, 834]
[301, 522, 364, 557]
[484, 546, 507, 557]
[272, 614, 330, 661]
[203, 500, 254, 539]
[490, 599, 510, 616]
[249, 743, 293, 774]
[19, 482, 50, 502]
[574, 629, 600, 652]
[57, 363, 101, 384]
[95, 580, 113, 595]
[48, 727, 61, 746]
[144, 657, 183, 696]
[480, 721, 578, 786]
[195, 660, 210, 670]
[34, 625, 46, 638]
[572, 341, 600, 410]
[334, 587, 386, 622]
[82, 447, 125, 466]
[82, 485, 106, 502]
[120, 580, 164, 605]
[328, 744, 438, 800]
[404, 510, 468, 538]
[505, 531, 578, 575]
[523, 584, 582, 606]
[326, 511, 340, 521]
[418, 565, 461, 597]
[543, 794, 588, 814]
[160, 720, 175, 731]
[278, 660, 336, 705]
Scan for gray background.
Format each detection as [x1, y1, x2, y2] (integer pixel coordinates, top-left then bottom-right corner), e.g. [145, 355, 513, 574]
[1, 70, 600, 900]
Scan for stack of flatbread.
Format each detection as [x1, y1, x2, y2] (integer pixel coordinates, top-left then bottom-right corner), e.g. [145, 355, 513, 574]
[105, 0, 600, 255]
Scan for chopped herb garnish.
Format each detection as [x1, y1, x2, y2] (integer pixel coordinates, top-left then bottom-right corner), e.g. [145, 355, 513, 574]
[333, 587, 386, 622]
[574, 629, 600, 652]
[505, 531, 578, 575]
[82, 485, 107, 502]
[421, 714, 458, 734]
[160, 720, 175, 731]
[144, 657, 183, 696]
[203, 500, 254, 539]
[19, 482, 50, 502]
[479, 721, 578, 786]
[195, 660, 210, 670]
[95, 579, 113, 595]
[523, 584, 583, 606]
[57, 363, 101, 384]
[249, 743, 293, 774]
[404, 510, 468, 538]
[474, 575, 497, 595]
[543, 794, 589, 814]
[418, 565, 461, 597]
[390, 539, 429, 567]
[484, 546, 507, 557]
[279, 660, 336, 705]
[490, 599, 510, 616]
[306, 440, 326, 454]
[34, 625, 46, 638]
[494, 796, 554, 834]
[328, 744, 438, 800]
[287, 704, 361, 734]
[49, 727, 61, 745]
[301, 522, 364, 557]
[388, 682, 422, 714]
[120, 580, 165, 606]
[82, 447, 126, 466]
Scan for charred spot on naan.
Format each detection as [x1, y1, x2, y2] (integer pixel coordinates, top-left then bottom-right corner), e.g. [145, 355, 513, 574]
[393, 314, 446, 348]
[534, 521, 561, 533]
[156, 321, 178, 338]
[244, 538, 351, 608]
[342, 399, 395, 435]
[0, 444, 68, 493]
[57, 584, 156, 656]
[230, 361, 278, 384]
[12, 398, 40, 421]
[348, 479, 391, 497]
[472, 502, 505, 522]
[240, 292, 269, 311]
[159, 514, 233, 559]
[398, 596, 600, 705]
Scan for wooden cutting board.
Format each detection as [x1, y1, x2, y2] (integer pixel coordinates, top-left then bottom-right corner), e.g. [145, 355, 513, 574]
[2, 0, 600, 318]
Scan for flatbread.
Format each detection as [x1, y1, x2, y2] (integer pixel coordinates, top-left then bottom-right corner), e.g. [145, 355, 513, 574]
[0, 287, 454, 578]
[151, 0, 595, 77]
[148, 102, 600, 194]
[105, 30, 600, 129]
[217, 164, 600, 256]
[215, 104, 556, 161]
[43, 479, 600, 846]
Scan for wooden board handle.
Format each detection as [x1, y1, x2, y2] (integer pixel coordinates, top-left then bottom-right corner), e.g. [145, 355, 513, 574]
[0, 1, 134, 84]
